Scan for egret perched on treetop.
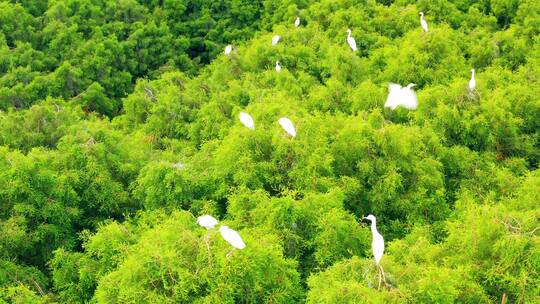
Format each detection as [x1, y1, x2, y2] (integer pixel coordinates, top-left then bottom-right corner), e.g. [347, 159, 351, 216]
[197, 215, 219, 229]
[219, 225, 246, 256]
[364, 214, 386, 289]
[279, 117, 296, 138]
[419, 12, 428, 32]
[469, 68, 476, 92]
[467, 68, 478, 99]
[275, 61, 282, 73]
[295, 17, 301, 27]
[347, 28, 357, 52]
[272, 35, 281, 46]
[239, 112, 255, 130]
[384, 83, 418, 110]
[224, 44, 233, 56]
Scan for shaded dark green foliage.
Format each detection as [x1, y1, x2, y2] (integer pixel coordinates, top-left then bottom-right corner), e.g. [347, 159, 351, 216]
[0, 0, 285, 113]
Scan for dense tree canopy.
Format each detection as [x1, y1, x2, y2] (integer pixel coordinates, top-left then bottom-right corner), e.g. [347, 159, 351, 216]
[0, 0, 539, 303]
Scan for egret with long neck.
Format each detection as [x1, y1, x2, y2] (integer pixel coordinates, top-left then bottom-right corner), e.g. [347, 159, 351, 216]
[469, 68, 476, 91]
[467, 68, 478, 99]
[419, 12, 428, 32]
[364, 214, 386, 289]
[347, 28, 357, 52]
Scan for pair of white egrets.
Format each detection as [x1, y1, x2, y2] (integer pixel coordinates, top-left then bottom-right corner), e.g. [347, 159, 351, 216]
[197, 215, 246, 256]
[346, 12, 429, 53]
[385, 68, 477, 110]
[272, 16, 301, 46]
[223, 35, 282, 56]
[239, 112, 297, 138]
[224, 16, 301, 56]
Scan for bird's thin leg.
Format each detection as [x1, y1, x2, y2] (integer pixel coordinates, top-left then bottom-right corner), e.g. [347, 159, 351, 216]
[468, 89, 480, 101]
[379, 264, 386, 286]
[226, 249, 235, 257]
[377, 264, 382, 290]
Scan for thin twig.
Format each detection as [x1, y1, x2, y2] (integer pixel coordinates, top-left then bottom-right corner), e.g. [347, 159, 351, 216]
[143, 87, 157, 102]
[32, 280, 45, 296]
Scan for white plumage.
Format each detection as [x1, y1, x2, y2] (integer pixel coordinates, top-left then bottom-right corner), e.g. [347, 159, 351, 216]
[278, 117, 296, 138]
[364, 214, 384, 265]
[347, 28, 357, 52]
[365, 214, 387, 289]
[197, 215, 219, 229]
[275, 61, 282, 73]
[469, 68, 476, 92]
[294, 17, 300, 28]
[219, 225, 246, 250]
[384, 83, 403, 110]
[172, 162, 186, 169]
[224, 44, 233, 56]
[384, 83, 418, 110]
[272, 35, 281, 46]
[239, 112, 255, 130]
[419, 12, 428, 32]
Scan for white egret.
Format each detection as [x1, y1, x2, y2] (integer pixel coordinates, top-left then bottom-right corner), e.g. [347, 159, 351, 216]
[419, 12, 428, 32]
[275, 61, 282, 73]
[278, 117, 296, 138]
[364, 214, 386, 289]
[219, 225, 246, 256]
[272, 35, 281, 46]
[172, 162, 186, 169]
[197, 215, 219, 229]
[468, 68, 476, 92]
[384, 83, 418, 110]
[239, 112, 255, 130]
[294, 17, 300, 28]
[347, 28, 357, 52]
[224, 44, 233, 56]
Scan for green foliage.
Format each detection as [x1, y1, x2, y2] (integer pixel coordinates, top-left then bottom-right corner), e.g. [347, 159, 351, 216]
[226, 189, 370, 277]
[0, 0, 280, 112]
[307, 256, 402, 303]
[51, 211, 303, 303]
[0, 99, 83, 151]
